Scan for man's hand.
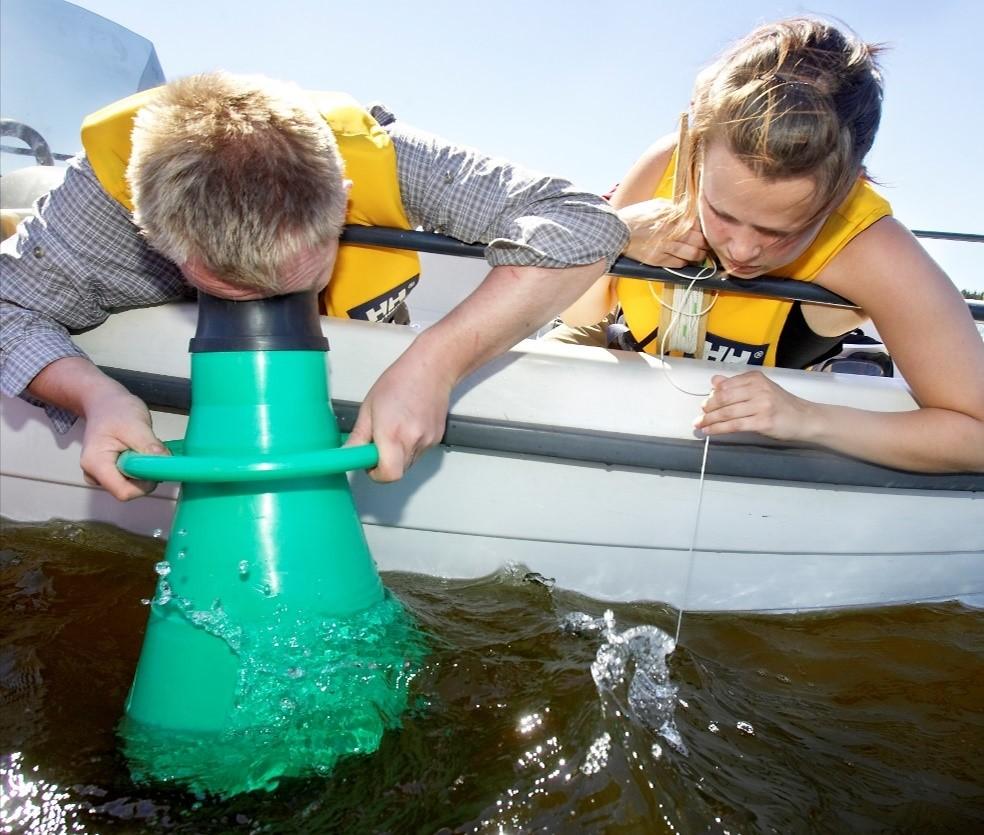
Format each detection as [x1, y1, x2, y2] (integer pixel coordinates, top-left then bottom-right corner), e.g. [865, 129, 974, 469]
[694, 372, 821, 442]
[80, 388, 167, 500]
[619, 199, 709, 268]
[27, 357, 167, 500]
[343, 344, 454, 482]
[344, 259, 609, 482]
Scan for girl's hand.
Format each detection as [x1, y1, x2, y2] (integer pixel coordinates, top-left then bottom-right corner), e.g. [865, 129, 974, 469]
[619, 199, 709, 268]
[695, 372, 822, 442]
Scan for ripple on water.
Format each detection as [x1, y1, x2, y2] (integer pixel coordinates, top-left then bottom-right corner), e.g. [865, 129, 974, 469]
[1, 519, 982, 834]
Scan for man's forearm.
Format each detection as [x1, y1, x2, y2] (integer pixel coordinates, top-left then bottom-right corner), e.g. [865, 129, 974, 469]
[26, 356, 131, 418]
[407, 260, 608, 384]
[27, 355, 167, 500]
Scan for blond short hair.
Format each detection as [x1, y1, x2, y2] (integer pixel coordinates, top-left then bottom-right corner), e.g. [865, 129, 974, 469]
[127, 72, 347, 292]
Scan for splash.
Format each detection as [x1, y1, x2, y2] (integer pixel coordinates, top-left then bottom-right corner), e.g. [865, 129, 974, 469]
[563, 609, 686, 754]
[119, 591, 427, 798]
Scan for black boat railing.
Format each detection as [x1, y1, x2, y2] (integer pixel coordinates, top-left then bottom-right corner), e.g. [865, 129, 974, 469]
[340, 226, 984, 322]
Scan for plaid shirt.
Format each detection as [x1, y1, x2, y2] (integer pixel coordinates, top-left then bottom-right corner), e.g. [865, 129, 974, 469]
[0, 104, 627, 431]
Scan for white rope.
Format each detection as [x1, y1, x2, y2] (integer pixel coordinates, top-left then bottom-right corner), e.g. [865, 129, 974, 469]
[674, 433, 710, 645]
[651, 265, 718, 645]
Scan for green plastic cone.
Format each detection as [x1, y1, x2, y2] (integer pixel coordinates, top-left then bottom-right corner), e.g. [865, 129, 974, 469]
[116, 291, 423, 795]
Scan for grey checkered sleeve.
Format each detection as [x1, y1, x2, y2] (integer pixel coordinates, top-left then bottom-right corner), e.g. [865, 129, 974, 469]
[371, 105, 628, 270]
[0, 156, 188, 431]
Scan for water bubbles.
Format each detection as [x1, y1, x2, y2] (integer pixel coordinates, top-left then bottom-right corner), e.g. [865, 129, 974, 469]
[151, 528, 163, 539]
[154, 561, 171, 577]
[560, 611, 604, 635]
[708, 722, 720, 733]
[659, 723, 687, 753]
[580, 732, 611, 775]
[736, 721, 755, 735]
[140, 598, 151, 606]
[176, 548, 187, 560]
[517, 713, 544, 735]
[523, 572, 556, 589]
[238, 560, 250, 578]
[258, 582, 275, 598]
[120, 591, 425, 797]
[651, 742, 663, 760]
[178, 598, 243, 652]
[176, 528, 187, 537]
[575, 611, 686, 754]
[155, 581, 173, 606]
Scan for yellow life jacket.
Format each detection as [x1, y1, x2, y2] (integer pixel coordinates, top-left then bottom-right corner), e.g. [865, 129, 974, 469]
[80, 88, 420, 322]
[615, 148, 892, 365]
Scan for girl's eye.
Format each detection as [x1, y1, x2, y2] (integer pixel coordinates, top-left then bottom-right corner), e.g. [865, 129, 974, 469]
[710, 204, 736, 224]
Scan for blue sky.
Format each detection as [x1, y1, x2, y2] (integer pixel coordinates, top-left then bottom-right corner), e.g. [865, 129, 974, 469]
[58, 1, 984, 292]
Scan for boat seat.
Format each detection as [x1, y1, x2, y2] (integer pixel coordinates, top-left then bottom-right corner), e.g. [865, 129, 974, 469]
[0, 164, 67, 241]
[0, 209, 22, 240]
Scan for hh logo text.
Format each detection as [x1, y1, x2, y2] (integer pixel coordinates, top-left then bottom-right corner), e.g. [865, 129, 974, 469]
[703, 333, 768, 365]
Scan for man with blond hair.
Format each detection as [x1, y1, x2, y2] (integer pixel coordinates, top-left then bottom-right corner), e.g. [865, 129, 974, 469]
[1, 72, 628, 499]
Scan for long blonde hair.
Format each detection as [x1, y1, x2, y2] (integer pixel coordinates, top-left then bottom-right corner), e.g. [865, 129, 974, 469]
[675, 17, 884, 231]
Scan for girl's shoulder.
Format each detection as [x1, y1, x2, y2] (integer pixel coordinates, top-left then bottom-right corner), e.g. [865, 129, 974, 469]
[610, 133, 679, 207]
[820, 215, 952, 307]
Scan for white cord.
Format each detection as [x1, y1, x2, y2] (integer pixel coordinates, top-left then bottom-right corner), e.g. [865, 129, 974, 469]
[649, 264, 719, 358]
[653, 268, 719, 397]
[651, 265, 718, 644]
[674, 433, 710, 644]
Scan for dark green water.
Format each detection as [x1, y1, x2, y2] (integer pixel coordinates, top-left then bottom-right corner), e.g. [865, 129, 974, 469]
[2, 518, 982, 834]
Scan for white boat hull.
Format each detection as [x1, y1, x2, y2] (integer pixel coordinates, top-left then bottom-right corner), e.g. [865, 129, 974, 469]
[2, 257, 982, 612]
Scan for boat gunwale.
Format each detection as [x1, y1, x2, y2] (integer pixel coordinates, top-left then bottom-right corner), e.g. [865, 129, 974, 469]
[99, 366, 984, 494]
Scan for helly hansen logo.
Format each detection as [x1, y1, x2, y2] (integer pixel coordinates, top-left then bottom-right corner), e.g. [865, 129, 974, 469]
[704, 333, 768, 365]
[346, 276, 420, 322]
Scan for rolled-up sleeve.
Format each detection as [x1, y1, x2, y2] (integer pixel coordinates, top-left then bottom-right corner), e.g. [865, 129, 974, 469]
[0, 302, 88, 431]
[371, 105, 628, 270]
[0, 156, 188, 430]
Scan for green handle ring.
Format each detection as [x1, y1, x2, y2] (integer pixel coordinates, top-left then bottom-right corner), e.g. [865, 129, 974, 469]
[118, 437, 379, 483]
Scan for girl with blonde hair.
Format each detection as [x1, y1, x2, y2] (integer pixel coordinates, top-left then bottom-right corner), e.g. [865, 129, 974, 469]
[562, 17, 984, 473]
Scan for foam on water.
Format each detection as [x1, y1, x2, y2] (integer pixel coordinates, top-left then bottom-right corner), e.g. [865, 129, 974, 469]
[563, 609, 686, 755]
[119, 591, 427, 798]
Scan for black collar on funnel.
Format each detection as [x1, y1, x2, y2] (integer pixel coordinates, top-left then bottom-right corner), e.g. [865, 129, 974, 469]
[189, 290, 330, 353]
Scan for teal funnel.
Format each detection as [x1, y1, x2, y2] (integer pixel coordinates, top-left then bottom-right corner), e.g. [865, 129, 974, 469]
[117, 291, 424, 796]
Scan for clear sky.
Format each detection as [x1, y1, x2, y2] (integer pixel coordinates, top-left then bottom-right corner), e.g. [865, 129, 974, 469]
[63, 0, 984, 292]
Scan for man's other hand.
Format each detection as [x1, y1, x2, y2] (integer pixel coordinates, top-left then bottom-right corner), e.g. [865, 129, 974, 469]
[80, 388, 168, 500]
[27, 357, 168, 501]
[343, 349, 452, 482]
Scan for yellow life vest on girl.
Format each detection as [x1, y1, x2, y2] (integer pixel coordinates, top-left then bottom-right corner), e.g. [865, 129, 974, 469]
[80, 88, 420, 322]
[615, 148, 891, 365]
